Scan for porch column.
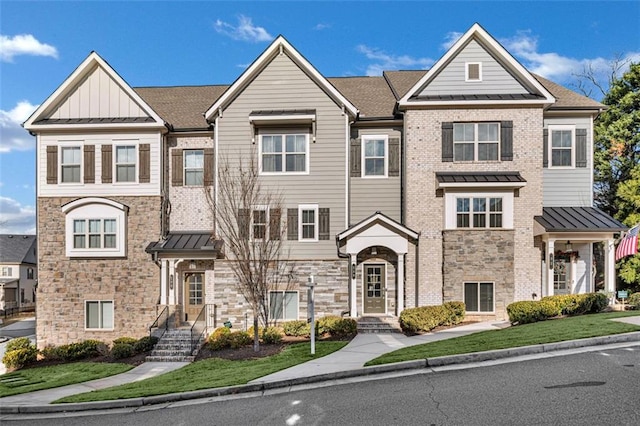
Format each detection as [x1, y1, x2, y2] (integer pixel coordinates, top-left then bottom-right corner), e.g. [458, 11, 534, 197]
[397, 253, 405, 316]
[349, 254, 358, 318]
[569, 255, 578, 294]
[604, 239, 616, 301]
[546, 239, 555, 297]
[160, 260, 168, 305]
[169, 259, 178, 305]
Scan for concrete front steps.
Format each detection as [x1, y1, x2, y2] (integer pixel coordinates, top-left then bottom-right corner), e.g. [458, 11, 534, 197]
[146, 328, 200, 362]
[357, 316, 403, 334]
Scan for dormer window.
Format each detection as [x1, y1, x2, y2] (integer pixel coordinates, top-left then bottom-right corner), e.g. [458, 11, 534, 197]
[466, 62, 482, 82]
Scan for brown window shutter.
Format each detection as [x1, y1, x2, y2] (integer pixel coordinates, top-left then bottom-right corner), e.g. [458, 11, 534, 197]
[543, 129, 548, 168]
[172, 149, 183, 186]
[101, 144, 112, 183]
[203, 148, 214, 186]
[269, 208, 281, 240]
[442, 122, 453, 162]
[319, 208, 330, 240]
[500, 121, 513, 161]
[46, 146, 58, 184]
[388, 137, 400, 176]
[287, 208, 298, 240]
[576, 129, 587, 167]
[350, 138, 361, 177]
[138, 144, 150, 183]
[84, 145, 95, 183]
[238, 208, 250, 240]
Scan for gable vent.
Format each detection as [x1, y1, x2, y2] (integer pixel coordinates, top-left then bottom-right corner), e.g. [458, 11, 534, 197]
[466, 62, 481, 81]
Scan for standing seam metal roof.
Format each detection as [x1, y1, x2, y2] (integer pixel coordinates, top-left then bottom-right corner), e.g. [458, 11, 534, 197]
[534, 207, 626, 232]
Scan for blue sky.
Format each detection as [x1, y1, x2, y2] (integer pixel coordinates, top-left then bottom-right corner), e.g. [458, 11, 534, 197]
[1, 0, 639, 234]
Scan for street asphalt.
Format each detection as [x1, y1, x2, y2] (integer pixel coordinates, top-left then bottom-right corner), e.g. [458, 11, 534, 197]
[0, 314, 639, 415]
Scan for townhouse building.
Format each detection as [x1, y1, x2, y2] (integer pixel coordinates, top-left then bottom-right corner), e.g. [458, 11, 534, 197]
[24, 24, 625, 347]
[0, 235, 37, 313]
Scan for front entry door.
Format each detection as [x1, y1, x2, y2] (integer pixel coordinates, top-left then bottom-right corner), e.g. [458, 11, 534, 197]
[553, 255, 571, 295]
[364, 264, 385, 314]
[184, 272, 204, 322]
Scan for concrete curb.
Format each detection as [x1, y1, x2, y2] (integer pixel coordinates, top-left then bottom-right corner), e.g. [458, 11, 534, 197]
[2, 331, 639, 415]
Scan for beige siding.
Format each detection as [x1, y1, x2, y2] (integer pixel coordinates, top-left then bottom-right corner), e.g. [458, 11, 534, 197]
[217, 52, 347, 260]
[38, 131, 162, 197]
[350, 127, 402, 224]
[50, 65, 148, 119]
[420, 40, 529, 96]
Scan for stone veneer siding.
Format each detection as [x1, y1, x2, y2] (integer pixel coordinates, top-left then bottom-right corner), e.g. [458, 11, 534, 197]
[443, 230, 514, 320]
[404, 108, 543, 310]
[36, 196, 161, 348]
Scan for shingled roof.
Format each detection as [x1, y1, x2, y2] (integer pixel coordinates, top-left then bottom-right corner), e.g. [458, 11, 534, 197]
[533, 74, 605, 110]
[328, 76, 398, 118]
[0, 235, 37, 265]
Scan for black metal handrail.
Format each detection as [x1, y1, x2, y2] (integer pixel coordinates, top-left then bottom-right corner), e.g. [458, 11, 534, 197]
[191, 304, 216, 354]
[149, 305, 169, 339]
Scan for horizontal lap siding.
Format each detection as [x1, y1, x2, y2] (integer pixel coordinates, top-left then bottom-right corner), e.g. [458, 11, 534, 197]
[420, 40, 528, 96]
[218, 53, 346, 260]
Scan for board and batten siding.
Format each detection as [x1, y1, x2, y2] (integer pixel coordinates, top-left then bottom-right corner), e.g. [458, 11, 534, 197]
[350, 128, 402, 224]
[217, 52, 347, 260]
[37, 131, 162, 197]
[542, 117, 593, 207]
[419, 40, 529, 96]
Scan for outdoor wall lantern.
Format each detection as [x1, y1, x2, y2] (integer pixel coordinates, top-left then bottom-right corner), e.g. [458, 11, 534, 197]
[189, 260, 197, 270]
[351, 263, 356, 280]
[566, 241, 573, 251]
[169, 275, 174, 290]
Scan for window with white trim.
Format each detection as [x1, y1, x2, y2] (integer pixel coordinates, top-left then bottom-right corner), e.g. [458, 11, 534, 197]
[184, 150, 204, 186]
[466, 62, 482, 81]
[61, 146, 82, 183]
[298, 204, 318, 241]
[464, 282, 494, 313]
[456, 197, 503, 228]
[1, 267, 12, 277]
[73, 218, 117, 249]
[85, 300, 114, 329]
[453, 123, 499, 161]
[115, 145, 136, 182]
[362, 136, 387, 177]
[260, 134, 308, 174]
[269, 291, 298, 320]
[252, 207, 268, 240]
[549, 126, 575, 168]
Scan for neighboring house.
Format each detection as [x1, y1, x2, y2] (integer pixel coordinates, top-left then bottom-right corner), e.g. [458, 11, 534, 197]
[0, 235, 37, 312]
[24, 24, 625, 348]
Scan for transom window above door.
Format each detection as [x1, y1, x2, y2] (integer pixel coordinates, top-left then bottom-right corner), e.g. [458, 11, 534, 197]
[260, 134, 308, 174]
[453, 123, 499, 161]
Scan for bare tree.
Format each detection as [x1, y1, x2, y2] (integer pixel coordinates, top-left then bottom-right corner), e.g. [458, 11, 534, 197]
[572, 54, 631, 99]
[205, 151, 291, 351]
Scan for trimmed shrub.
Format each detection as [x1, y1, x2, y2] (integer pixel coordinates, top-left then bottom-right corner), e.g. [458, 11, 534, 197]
[262, 327, 283, 344]
[443, 301, 466, 325]
[110, 342, 135, 359]
[43, 339, 106, 361]
[507, 301, 546, 325]
[283, 320, 311, 337]
[229, 331, 252, 349]
[329, 318, 357, 338]
[133, 336, 158, 353]
[2, 347, 38, 371]
[208, 327, 232, 350]
[316, 316, 341, 336]
[247, 326, 264, 339]
[587, 292, 609, 313]
[400, 305, 450, 334]
[5, 337, 33, 353]
[629, 292, 640, 309]
[113, 337, 138, 346]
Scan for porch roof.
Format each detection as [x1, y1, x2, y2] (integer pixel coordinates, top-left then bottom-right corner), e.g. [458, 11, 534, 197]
[145, 232, 224, 257]
[337, 211, 419, 244]
[436, 171, 526, 187]
[534, 207, 627, 233]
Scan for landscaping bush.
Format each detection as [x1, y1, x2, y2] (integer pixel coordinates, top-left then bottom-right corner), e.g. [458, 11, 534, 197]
[316, 316, 341, 336]
[262, 327, 283, 344]
[283, 320, 311, 337]
[133, 336, 158, 353]
[629, 292, 640, 309]
[507, 301, 547, 325]
[229, 331, 252, 349]
[399, 305, 450, 334]
[2, 346, 38, 371]
[443, 301, 466, 325]
[328, 318, 357, 338]
[509, 292, 610, 325]
[110, 342, 135, 359]
[247, 325, 264, 338]
[208, 329, 252, 350]
[42, 339, 107, 361]
[587, 292, 609, 313]
[112, 337, 138, 346]
[5, 337, 33, 353]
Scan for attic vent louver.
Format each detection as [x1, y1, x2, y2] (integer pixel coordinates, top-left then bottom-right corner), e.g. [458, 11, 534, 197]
[466, 62, 481, 81]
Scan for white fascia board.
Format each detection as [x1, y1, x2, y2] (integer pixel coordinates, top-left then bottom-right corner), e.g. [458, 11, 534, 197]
[438, 181, 527, 189]
[24, 52, 165, 129]
[398, 23, 555, 107]
[204, 36, 358, 121]
[338, 213, 418, 241]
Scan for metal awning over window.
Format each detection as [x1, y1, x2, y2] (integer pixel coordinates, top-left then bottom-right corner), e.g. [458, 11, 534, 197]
[534, 207, 626, 233]
[145, 232, 224, 258]
[436, 171, 527, 188]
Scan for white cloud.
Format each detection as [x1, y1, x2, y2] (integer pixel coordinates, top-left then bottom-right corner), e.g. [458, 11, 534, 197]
[0, 101, 38, 153]
[356, 45, 434, 76]
[314, 23, 331, 31]
[0, 196, 36, 235]
[0, 34, 58, 62]
[214, 15, 273, 43]
[441, 31, 463, 50]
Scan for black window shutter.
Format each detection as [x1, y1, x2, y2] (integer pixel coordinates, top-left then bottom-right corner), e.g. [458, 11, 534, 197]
[500, 121, 513, 161]
[350, 138, 361, 177]
[319, 208, 330, 240]
[287, 208, 298, 240]
[543, 129, 548, 168]
[238, 209, 250, 240]
[388, 137, 400, 176]
[269, 208, 281, 240]
[203, 148, 214, 186]
[576, 129, 587, 168]
[442, 122, 453, 162]
[172, 149, 183, 186]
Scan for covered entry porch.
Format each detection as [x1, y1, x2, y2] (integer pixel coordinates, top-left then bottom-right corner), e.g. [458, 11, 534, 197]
[337, 212, 419, 317]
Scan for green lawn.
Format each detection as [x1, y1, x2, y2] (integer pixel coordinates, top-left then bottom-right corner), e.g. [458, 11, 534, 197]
[56, 341, 347, 403]
[0, 362, 132, 398]
[366, 311, 640, 366]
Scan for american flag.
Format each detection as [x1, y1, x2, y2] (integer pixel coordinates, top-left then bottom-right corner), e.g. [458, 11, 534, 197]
[615, 224, 639, 261]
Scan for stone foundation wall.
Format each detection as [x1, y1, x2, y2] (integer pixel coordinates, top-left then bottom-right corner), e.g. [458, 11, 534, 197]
[36, 196, 161, 348]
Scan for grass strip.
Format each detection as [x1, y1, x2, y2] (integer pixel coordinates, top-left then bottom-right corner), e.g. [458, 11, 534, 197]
[0, 362, 132, 398]
[366, 311, 640, 366]
[56, 341, 347, 403]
